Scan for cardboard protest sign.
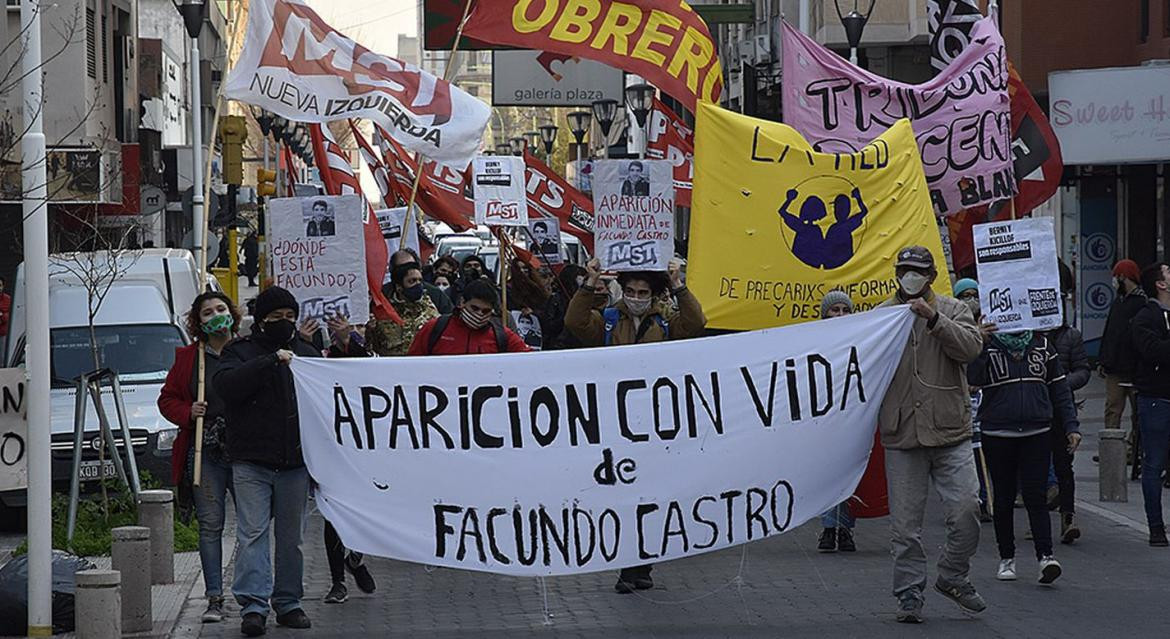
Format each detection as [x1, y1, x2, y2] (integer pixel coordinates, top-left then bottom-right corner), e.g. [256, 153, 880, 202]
[592, 160, 674, 272]
[687, 103, 950, 331]
[270, 195, 370, 324]
[973, 217, 1063, 332]
[473, 156, 527, 227]
[0, 369, 27, 492]
[291, 306, 915, 575]
[375, 207, 421, 283]
[526, 218, 562, 266]
[781, 17, 1015, 215]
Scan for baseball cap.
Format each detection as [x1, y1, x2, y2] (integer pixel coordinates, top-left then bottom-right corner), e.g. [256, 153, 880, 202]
[895, 246, 935, 269]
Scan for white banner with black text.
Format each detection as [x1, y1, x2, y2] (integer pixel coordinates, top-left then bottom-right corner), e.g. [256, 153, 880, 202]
[291, 307, 915, 576]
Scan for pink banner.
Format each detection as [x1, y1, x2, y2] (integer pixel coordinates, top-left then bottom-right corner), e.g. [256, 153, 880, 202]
[781, 16, 1015, 215]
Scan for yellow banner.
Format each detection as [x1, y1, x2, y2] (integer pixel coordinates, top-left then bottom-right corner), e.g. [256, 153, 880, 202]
[688, 103, 950, 330]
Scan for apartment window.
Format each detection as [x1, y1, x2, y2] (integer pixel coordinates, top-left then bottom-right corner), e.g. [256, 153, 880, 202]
[86, 8, 96, 79]
[101, 13, 108, 83]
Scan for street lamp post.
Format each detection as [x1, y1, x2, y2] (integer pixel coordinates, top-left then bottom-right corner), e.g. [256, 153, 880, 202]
[835, 0, 875, 66]
[567, 110, 591, 167]
[175, 0, 207, 258]
[624, 83, 655, 159]
[524, 131, 542, 157]
[250, 105, 272, 173]
[538, 124, 558, 161]
[590, 99, 618, 159]
[510, 136, 527, 157]
[495, 142, 513, 156]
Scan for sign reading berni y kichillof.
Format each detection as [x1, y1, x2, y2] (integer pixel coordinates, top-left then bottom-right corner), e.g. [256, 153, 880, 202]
[226, 0, 489, 166]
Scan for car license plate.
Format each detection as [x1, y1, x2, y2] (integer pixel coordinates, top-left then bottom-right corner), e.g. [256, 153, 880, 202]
[79, 460, 119, 481]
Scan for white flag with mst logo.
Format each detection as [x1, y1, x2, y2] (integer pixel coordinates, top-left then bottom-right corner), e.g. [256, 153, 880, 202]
[226, 0, 489, 167]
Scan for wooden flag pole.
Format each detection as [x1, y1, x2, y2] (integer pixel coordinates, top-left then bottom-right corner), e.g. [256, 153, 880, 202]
[401, 0, 475, 251]
[194, 1, 247, 487]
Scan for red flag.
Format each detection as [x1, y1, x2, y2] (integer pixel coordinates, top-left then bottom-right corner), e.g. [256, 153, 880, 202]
[522, 149, 594, 254]
[463, 0, 722, 111]
[381, 129, 476, 232]
[307, 123, 399, 323]
[645, 97, 694, 207]
[349, 120, 395, 209]
[947, 64, 1063, 272]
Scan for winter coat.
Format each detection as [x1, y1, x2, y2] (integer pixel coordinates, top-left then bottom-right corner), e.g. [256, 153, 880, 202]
[368, 295, 440, 356]
[564, 286, 706, 346]
[407, 313, 530, 355]
[1046, 324, 1091, 393]
[877, 292, 984, 450]
[1099, 287, 1147, 379]
[157, 343, 198, 484]
[1131, 299, 1170, 400]
[212, 331, 321, 469]
[967, 334, 1080, 436]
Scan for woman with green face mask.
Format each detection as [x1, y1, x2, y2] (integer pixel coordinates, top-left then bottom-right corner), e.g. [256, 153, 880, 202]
[158, 291, 240, 624]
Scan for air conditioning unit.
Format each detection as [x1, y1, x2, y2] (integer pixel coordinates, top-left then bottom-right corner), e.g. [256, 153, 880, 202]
[738, 36, 772, 65]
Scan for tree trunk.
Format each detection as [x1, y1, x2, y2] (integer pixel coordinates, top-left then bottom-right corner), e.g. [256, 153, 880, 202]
[87, 316, 110, 521]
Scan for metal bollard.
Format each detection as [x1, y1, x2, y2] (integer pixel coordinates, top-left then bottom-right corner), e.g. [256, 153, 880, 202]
[1099, 428, 1129, 502]
[75, 569, 121, 639]
[112, 526, 153, 632]
[138, 489, 175, 584]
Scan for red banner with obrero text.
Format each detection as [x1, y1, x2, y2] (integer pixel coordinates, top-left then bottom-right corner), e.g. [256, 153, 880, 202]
[463, 0, 722, 110]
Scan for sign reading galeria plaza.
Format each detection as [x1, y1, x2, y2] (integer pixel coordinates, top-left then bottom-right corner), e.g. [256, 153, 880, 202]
[292, 308, 914, 576]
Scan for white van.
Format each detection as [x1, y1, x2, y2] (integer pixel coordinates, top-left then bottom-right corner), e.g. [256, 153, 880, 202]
[2, 249, 214, 508]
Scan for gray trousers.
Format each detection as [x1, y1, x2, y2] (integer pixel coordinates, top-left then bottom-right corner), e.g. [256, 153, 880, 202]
[885, 443, 982, 597]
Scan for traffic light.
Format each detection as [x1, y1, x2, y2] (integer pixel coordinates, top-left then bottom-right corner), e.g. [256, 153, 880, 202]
[256, 167, 277, 197]
[219, 115, 247, 185]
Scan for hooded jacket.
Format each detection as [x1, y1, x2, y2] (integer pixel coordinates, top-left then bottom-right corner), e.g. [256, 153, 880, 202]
[564, 285, 706, 346]
[1131, 299, 1170, 400]
[1046, 324, 1091, 393]
[967, 333, 1080, 436]
[877, 291, 983, 449]
[212, 329, 321, 469]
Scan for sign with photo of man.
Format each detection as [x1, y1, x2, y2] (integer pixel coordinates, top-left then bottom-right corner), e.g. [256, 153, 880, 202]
[473, 155, 528, 226]
[592, 159, 674, 272]
[303, 198, 337, 237]
[526, 218, 562, 266]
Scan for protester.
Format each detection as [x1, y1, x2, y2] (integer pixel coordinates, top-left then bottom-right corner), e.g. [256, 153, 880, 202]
[547, 264, 588, 350]
[157, 292, 241, 623]
[448, 254, 492, 307]
[241, 231, 260, 287]
[1046, 289, 1091, 543]
[878, 246, 985, 623]
[1129, 262, 1170, 547]
[407, 279, 529, 355]
[368, 262, 440, 356]
[432, 255, 460, 282]
[213, 286, 319, 636]
[968, 327, 1080, 584]
[565, 256, 706, 594]
[952, 278, 994, 523]
[816, 291, 860, 553]
[1099, 259, 1146, 454]
[385, 248, 453, 315]
[508, 257, 558, 350]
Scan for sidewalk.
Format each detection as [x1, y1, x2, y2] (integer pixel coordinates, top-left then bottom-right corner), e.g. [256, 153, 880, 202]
[174, 378, 1170, 638]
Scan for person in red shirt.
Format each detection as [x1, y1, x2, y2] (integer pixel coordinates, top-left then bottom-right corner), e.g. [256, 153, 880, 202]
[0, 276, 11, 340]
[408, 279, 529, 355]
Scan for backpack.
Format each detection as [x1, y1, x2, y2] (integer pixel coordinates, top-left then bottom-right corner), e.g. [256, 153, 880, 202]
[603, 307, 669, 346]
[426, 314, 507, 354]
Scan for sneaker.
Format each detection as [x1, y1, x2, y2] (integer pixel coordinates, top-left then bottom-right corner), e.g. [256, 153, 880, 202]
[895, 591, 924, 624]
[241, 613, 266, 637]
[1150, 525, 1169, 547]
[323, 582, 348, 604]
[996, 558, 1017, 581]
[934, 577, 987, 615]
[1038, 556, 1062, 584]
[632, 575, 654, 590]
[345, 553, 377, 594]
[837, 527, 856, 552]
[614, 579, 635, 594]
[275, 608, 311, 629]
[817, 527, 837, 552]
[201, 596, 225, 623]
[1060, 513, 1081, 544]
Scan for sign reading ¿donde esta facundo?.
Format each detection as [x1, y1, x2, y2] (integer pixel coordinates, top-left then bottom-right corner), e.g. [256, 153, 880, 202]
[973, 217, 1063, 332]
[291, 307, 914, 576]
[269, 195, 370, 324]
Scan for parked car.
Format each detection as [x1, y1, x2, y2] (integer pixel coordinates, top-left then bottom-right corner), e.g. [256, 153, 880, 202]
[433, 235, 484, 265]
[1, 249, 214, 510]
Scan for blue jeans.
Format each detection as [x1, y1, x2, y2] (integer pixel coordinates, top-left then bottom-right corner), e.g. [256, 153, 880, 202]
[192, 452, 233, 598]
[231, 462, 309, 617]
[820, 501, 855, 529]
[1137, 396, 1170, 528]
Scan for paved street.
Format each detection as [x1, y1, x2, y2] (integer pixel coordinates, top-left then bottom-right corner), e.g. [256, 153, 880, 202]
[183, 379, 1170, 638]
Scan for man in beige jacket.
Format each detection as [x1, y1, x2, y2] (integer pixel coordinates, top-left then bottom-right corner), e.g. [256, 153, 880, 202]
[879, 246, 985, 624]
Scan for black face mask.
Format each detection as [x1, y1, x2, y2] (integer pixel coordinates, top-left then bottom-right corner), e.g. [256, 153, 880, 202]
[464, 268, 482, 280]
[262, 318, 296, 345]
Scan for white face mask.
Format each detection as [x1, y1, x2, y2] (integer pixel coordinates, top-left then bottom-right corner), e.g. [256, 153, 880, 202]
[625, 297, 652, 317]
[963, 297, 981, 317]
[899, 272, 930, 297]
